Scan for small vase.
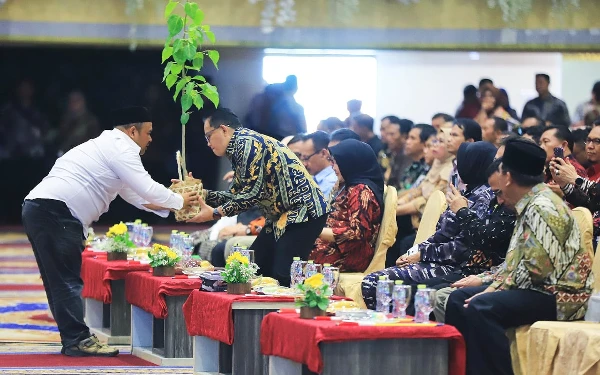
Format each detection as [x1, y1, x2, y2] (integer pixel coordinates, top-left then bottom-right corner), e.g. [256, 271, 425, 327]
[153, 266, 175, 277]
[227, 282, 251, 295]
[300, 306, 327, 319]
[107, 252, 127, 261]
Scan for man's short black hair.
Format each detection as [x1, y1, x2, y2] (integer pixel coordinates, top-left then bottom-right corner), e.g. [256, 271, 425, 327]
[522, 125, 546, 144]
[491, 117, 508, 133]
[382, 115, 401, 124]
[500, 134, 520, 146]
[536, 73, 550, 84]
[486, 157, 502, 179]
[501, 163, 545, 187]
[522, 116, 545, 127]
[543, 125, 574, 152]
[592, 81, 600, 101]
[303, 131, 330, 152]
[352, 114, 374, 131]
[207, 108, 242, 129]
[479, 78, 493, 87]
[330, 128, 360, 143]
[413, 124, 437, 143]
[572, 128, 590, 146]
[287, 134, 305, 146]
[388, 118, 414, 135]
[432, 113, 454, 123]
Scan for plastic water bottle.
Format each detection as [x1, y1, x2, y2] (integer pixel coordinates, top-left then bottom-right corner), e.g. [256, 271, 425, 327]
[375, 276, 393, 313]
[322, 263, 336, 289]
[392, 280, 412, 318]
[290, 257, 302, 287]
[304, 260, 317, 278]
[169, 230, 178, 249]
[414, 284, 435, 323]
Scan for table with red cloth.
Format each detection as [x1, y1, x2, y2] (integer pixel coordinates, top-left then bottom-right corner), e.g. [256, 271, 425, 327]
[182, 290, 296, 375]
[81, 255, 150, 343]
[261, 312, 466, 375]
[125, 271, 201, 363]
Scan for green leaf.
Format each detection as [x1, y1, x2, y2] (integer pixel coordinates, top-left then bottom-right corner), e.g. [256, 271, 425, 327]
[162, 62, 173, 82]
[182, 92, 193, 112]
[207, 50, 219, 67]
[193, 53, 204, 69]
[201, 25, 211, 31]
[317, 300, 328, 311]
[167, 14, 184, 36]
[308, 300, 317, 308]
[193, 9, 204, 25]
[193, 93, 204, 110]
[180, 112, 190, 126]
[171, 62, 183, 75]
[166, 73, 177, 89]
[173, 49, 186, 65]
[192, 75, 206, 82]
[184, 42, 197, 61]
[205, 30, 216, 44]
[185, 82, 195, 95]
[173, 79, 186, 100]
[161, 46, 173, 63]
[202, 83, 220, 107]
[164, 1, 178, 19]
[173, 38, 183, 52]
[184, 2, 199, 20]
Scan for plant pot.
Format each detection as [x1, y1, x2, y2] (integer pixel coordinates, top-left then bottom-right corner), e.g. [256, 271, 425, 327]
[153, 266, 176, 277]
[300, 306, 327, 319]
[169, 177, 204, 222]
[107, 252, 127, 261]
[227, 282, 251, 295]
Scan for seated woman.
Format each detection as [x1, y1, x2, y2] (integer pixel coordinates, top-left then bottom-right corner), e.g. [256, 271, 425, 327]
[362, 142, 498, 309]
[309, 139, 384, 272]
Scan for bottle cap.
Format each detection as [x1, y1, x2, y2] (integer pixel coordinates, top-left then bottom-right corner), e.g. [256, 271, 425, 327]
[378, 276, 387, 280]
[142, 223, 148, 227]
[134, 219, 142, 224]
[308, 260, 314, 264]
[180, 232, 187, 235]
[323, 263, 331, 267]
[171, 230, 178, 233]
[417, 284, 426, 289]
[192, 255, 201, 259]
[293, 257, 300, 261]
[395, 280, 403, 285]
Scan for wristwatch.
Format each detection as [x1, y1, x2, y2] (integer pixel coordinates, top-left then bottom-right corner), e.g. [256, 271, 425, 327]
[212, 207, 222, 220]
[575, 176, 584, 187]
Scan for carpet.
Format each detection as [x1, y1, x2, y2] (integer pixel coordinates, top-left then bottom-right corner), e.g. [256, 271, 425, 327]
[0, 353, 156, 367]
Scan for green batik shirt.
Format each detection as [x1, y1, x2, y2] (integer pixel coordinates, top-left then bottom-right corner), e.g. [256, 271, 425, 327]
[490, 184, 594, 321]
[205, 128, 330, 240]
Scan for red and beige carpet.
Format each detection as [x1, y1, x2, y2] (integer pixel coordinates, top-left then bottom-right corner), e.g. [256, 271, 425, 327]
[0, 229, 198, 375]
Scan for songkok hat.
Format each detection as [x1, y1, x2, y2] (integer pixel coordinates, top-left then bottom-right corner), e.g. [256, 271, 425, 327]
[111, 106, 152, 127]
[502, 138, 546, 176]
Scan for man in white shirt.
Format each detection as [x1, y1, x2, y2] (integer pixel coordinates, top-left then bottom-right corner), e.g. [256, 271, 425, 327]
[298, 131, 338, 200]
[22, 106, 198, 357]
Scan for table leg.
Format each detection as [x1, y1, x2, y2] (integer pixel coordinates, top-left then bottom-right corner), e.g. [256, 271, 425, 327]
[232, 309, 275, 375]
[109, 279, 131, 336]
[163, 295, 193, 358]
[193, 336, 232, 374]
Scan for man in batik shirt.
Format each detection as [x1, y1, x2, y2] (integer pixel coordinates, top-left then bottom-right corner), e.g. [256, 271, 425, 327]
[393, 124, 436, 192]
[445, 138, 594, 375]
[188, 108, 329, 286]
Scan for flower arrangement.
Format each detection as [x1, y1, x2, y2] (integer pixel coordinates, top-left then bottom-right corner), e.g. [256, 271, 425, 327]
[295, 273, 333, 311]
[105, 222, 135, 253]
[221, 252, 259, 284]
[148, 243, 181, 268]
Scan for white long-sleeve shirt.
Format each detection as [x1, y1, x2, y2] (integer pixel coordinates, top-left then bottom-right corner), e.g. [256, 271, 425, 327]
[26, 129, 183, 232]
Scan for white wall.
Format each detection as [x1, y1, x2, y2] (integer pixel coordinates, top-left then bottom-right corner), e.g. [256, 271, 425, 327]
[562, 59, 600, 117]
[375, 51, 563, 126]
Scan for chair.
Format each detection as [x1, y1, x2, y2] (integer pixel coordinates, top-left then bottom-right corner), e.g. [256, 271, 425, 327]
[413, 190, 447, 246]
[508, 207, 595, 375]
[335, 186, 398, 308]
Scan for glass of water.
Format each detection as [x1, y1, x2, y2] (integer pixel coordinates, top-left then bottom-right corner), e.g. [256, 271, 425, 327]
[140, 226, 153, 248]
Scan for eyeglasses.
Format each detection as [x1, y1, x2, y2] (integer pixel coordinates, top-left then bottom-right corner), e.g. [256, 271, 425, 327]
[585, 138, 600, 146]
[492, 188, 503, 197]
[300, 150, 321, 162]
[205, 127, 219, 143]
[326, 155, 336, 164]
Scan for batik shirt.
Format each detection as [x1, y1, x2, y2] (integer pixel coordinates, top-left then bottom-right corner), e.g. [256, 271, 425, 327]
[205, 128, 330, 240]
[490, 184, 594, 321]
[392, 158, 429, 192]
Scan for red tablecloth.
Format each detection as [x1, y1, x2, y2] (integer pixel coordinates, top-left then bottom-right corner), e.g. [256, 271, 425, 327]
[182, 290, 297, 345]
[81, 256, 150, 304]
[260, 312, 466, 375]
[82, 248, 107, 258]
[125, 271, 201, 319]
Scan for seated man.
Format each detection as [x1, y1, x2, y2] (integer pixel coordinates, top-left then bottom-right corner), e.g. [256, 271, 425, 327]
[445, 138, 594, 375]
[299, 131, 338, 200]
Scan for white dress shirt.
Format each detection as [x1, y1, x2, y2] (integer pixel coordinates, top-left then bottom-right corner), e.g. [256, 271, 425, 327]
[26, 129, 183, 232]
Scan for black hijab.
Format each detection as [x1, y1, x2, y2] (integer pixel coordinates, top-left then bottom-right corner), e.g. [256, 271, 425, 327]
[457, 141, 497, 188]
[328, 139, 385, 209]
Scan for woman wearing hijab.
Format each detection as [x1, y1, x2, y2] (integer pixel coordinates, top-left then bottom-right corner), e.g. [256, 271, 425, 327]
[309, 139, 384, 272]
[362, 142, 497, 309]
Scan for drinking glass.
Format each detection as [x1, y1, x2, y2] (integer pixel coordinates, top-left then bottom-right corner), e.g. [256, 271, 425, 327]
[392, 284, 412, 319]
[181, 236, 195, 267]
[417, 288, 436, 323]
[140, 226, 153, 248]
[239, 249, 255, 264]
[132, 223, 142, 247]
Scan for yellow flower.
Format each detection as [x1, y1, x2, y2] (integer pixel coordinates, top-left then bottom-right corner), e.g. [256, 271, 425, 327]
[151, 243, 170, 255]
[106, 222, 127, 237]
[226, 252, 249, 265]
[166, 249, 178, 260]
[304, 273, 324, 289]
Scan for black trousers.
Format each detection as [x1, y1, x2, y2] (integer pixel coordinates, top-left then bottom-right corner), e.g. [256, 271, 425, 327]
[251, 214, 328, 286]
[22, 199, 91, 348]
[445, 286, 557, 375]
